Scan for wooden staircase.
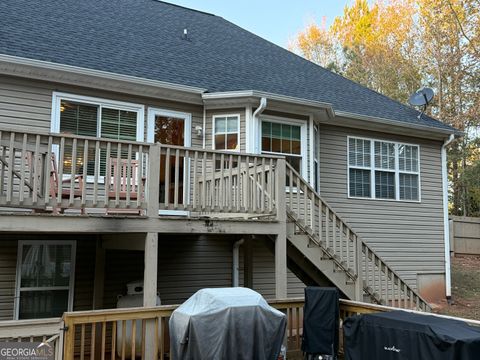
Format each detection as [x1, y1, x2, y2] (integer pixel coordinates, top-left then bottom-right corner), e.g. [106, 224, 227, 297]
[284, 163, 431, 312]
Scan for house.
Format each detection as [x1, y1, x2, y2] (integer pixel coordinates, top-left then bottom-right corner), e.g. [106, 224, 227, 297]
[0, 0, 458, 332]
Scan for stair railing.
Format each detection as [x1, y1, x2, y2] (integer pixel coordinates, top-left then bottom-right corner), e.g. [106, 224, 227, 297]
[285, 163, 431, 312]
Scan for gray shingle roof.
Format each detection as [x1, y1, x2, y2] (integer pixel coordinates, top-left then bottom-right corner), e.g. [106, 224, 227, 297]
[0, 0, 454, 132]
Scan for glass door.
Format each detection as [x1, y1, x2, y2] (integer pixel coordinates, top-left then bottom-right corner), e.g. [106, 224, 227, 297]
[148, 109, 191, 214]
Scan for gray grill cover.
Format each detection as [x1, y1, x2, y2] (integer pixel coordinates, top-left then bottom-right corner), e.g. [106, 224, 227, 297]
[169, 288, 286, 360]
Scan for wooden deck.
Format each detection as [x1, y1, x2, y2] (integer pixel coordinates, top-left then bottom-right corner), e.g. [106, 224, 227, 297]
[0, 127, 282, 221]
[3, 298, 477, 360]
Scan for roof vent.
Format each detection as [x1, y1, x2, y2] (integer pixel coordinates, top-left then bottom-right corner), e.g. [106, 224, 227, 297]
[182, 28, 190, 41]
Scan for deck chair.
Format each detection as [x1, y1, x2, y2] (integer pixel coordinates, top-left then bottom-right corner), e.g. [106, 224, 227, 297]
[105, 158, 144, 215]
[49, 153, 85, 214]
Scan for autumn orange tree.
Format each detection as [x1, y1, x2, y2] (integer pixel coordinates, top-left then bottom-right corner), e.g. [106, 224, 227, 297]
[292, 0, 480, 216]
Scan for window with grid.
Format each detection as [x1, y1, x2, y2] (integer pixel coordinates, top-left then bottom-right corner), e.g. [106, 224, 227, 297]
[213, 115, 239, 151]
[16, 241, 75, 319]
[348, 137, 420, 201]
[55, 96, 141, 176]
[261, 121, 302, 173]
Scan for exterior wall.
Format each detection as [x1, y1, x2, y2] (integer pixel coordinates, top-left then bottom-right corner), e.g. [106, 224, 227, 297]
[0, 74, 204, 148]
[319, 123, 445, 291]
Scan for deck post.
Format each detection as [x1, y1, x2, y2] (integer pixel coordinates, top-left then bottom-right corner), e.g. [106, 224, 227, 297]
[275, 158, 287, 298]
[355, 235, 363, 301]
[147, 143, 161, 217]
[144, 232, 158, 358]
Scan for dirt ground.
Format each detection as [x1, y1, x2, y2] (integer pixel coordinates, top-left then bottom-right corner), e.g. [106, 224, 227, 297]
[434, 255, 480, 320]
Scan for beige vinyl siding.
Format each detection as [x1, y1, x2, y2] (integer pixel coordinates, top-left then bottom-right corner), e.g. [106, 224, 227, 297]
[0, 240, 16, 320]
[319, 123, 445, 289]
[0, 75, 204, 148]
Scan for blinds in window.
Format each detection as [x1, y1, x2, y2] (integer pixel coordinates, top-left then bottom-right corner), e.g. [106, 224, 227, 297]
[60, 101, 98, 137]
[100, 108, 137, 141]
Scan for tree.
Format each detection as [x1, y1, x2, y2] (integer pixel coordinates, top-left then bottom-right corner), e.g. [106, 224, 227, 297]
[292, 0, 480, 216]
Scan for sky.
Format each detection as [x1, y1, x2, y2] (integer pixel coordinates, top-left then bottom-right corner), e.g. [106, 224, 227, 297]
[165, 1, 352, 48]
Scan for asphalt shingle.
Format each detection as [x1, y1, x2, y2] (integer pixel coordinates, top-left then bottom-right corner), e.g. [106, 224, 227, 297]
[0, 0, 454, 132]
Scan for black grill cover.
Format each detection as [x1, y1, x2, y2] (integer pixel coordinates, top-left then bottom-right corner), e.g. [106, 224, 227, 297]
[301, 287, 339, 356]
[344, 311, 480, 360]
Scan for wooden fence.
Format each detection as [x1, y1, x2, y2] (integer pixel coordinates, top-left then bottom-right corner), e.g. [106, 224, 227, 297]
[450, 216, 480, 256]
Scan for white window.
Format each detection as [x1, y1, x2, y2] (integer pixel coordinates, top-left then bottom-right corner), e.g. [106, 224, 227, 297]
[51, 92, 145, 175]
[213, 115, 240, 151]
[15, 241, 76, 319]
[348, 137, 420, 201]
[261, 118, 306, 178]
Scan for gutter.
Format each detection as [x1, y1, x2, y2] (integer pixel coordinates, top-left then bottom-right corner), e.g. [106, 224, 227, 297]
[232, 239, 245, 287]
[442, 134, 455, 300]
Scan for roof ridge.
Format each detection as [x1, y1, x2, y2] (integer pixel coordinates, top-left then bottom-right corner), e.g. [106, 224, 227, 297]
[153, 0, 217, 17]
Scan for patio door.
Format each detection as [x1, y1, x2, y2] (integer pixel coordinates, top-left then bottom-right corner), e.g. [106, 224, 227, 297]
[147, 109, 191, 215]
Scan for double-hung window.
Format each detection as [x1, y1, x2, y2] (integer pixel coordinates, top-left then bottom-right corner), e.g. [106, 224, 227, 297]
[348, 137, 420, 201]
[51, 92, 145, 176]
[261, 120, 303, 174]
[15, 241, 76, 319]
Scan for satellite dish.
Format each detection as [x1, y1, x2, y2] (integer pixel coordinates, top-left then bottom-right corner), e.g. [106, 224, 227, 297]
[408, 87, 434, 119]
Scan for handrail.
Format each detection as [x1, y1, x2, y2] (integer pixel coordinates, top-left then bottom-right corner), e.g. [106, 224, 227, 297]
[285, 162, 431, 312]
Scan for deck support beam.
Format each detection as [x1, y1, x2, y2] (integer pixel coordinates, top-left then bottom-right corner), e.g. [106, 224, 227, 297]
[143, 232, 159, 359]
[275, 159, 287, 299]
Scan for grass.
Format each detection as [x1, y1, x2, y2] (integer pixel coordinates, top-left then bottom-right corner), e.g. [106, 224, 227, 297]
[435, 256, 480, 320]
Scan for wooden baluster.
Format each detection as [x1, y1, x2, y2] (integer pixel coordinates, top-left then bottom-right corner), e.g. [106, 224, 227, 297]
[93, 141, 99, 207]
[228, 154, 233, 212]
[57, 137, 65, 208]
[154, 317, 159, 360]
[295, 306, 300, 349]
[402, 283, 407, 308]
[201, 152, 207, 210]
[6, 132, 15, 204]
[210, 153, 216, 210]
[81, 140, 88, 209]
[295, 173, 300, 216]
[236, 155, 241, 212]
[318, 202, 323, 243]
[126, 144, 133, 207]
[121, 320, 126, 360]
[32, 135, 41, 205]
[288, 166, 293, 209]
[261, 157, 266, 213]
[101, 322, 106, 360]
[90, 322, 96, 360]
[131, 318, 136, 359]
[160, 317, 165, 360]
[192, 151, 198, 210]
[104, 142, 111, 208]
[141, 319, 146, 360]
[111, 321, 117, 360]
[219, 153, 224, 211]
[69, 138, 78, 206]
[346, 228, 350, 270]
[19, 134, 27, 203]
[80, 324, 85, 360]
[325, 207, 330, 250]
[164, 147, 171, 208]
[303, 183, 307, 227]
[372, 255, 376, 298]
[252, 157, 257, 213]
[184, 150, 189, 207]
[245, 156, 251, 212]
[137, 145, 143, 209]
[115, 143, 122, 208]
[174, 149, 180, 209]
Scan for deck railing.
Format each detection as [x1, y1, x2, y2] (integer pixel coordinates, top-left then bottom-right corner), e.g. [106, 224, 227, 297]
[0, 317, 63, 360]
[61, 298, 480, 359]
[0, 128, 280, 218]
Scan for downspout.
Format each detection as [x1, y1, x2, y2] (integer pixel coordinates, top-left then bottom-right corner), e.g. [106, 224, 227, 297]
[232, 239, 244, 287]
[442, 133, 454, 300]
[252, 98, 267, 153]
